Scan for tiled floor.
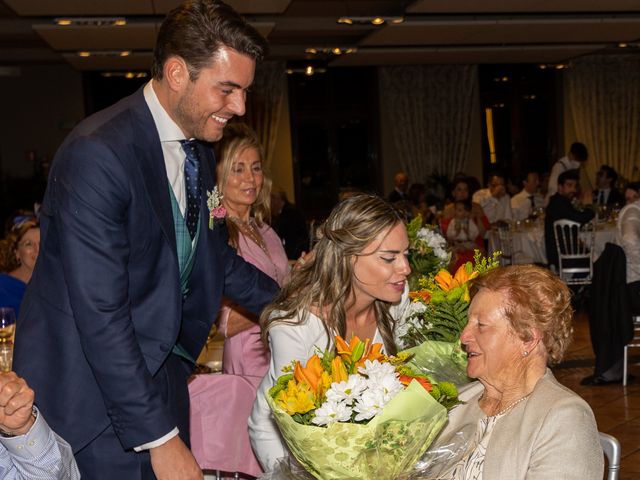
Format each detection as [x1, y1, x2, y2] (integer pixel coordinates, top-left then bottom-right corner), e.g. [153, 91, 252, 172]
[553, 312, 640, 480]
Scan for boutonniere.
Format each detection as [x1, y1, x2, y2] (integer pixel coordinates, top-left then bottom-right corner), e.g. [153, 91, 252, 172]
[207, 187, 226, 229]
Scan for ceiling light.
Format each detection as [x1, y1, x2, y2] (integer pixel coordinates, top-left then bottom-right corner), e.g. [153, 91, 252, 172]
[337, 16, 403, 26]
[119, 51, 131, 57]
[555, 64, 567, 70]
[304, 47, 357, 57]
[54, 17, 127, 27]
[305, 48, 318, 54]
[101, 71, 148, 79]
[305, 65, 314, 76]
[618, 42, 628, 48]
[332, 47, 342, 55]
[371, 17, 385, 26]
[538, 64, 547, 70]
[77, 51, 91, 57]
[337, 17, 353, 25]
[390, 17, 404, 24]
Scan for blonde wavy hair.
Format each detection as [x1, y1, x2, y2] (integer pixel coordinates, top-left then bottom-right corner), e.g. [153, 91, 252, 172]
[260, 194, 406, 355]
[214, 123, 272, 250]
[470, 265, 573, 365]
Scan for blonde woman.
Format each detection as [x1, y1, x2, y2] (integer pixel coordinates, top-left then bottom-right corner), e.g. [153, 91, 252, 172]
[249, 194, 411, 470]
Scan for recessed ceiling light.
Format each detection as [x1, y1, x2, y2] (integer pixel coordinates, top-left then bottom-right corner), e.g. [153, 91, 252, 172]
[56, 18, 72, 26]
[371, 17, 385, 26]
[77, 51, 91, 57]
[337, 17, 353, 25]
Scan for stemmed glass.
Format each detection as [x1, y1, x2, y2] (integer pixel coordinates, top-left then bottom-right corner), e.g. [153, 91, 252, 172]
[0, 308, 16, 372]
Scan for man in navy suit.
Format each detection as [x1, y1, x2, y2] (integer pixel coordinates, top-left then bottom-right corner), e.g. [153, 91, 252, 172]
[13, 1, 278, 478]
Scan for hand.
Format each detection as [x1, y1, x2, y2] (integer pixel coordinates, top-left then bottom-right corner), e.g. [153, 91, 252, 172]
[294, 250, 315, 270]
[0, 372, 36, 436]
[150, 435, 203, 480]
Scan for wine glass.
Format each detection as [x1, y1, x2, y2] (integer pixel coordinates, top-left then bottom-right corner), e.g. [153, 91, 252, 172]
[0, 308, 16, 372]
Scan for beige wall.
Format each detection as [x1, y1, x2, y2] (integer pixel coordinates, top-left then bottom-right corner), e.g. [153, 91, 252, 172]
[268, 90, 295, 202]
[0, 65, 84, 178]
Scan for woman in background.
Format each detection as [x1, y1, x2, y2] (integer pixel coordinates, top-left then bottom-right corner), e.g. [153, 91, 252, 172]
[0, 217, 39, 316]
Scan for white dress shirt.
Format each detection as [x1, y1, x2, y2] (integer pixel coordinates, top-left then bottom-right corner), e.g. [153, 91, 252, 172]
[511, 189, 544, 222]
[546, 156, 580, 203]
[617, 200, 640, 283]
[143, 81, 189, 215]
[472, 188, 513, 224]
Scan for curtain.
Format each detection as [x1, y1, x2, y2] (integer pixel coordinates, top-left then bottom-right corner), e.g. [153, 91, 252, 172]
[378, 65, 478, 184]
[244, 61, 287, 169]
[565, 55, 640, 182]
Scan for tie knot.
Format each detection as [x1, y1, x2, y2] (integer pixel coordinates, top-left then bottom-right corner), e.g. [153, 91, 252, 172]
[180, 139, 200, 161]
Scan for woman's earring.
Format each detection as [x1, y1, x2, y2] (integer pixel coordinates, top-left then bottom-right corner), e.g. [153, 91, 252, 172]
[522, 351, 529, 357]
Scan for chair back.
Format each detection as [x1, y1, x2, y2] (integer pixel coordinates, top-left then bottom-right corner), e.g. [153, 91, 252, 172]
[496, 226, 513, 266]
[553, 219, 594, 284]
[599, 432, 621, 480]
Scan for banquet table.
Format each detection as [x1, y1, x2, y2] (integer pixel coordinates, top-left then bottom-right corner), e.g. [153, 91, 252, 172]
[491, 221, 617, 265]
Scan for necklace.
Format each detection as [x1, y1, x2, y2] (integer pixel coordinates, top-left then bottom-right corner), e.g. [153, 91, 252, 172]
[481, 393, 531, 417]
[228, 216, 282, 285]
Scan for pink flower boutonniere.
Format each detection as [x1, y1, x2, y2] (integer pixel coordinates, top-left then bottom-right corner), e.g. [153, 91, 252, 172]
[207, 187, 226, 229]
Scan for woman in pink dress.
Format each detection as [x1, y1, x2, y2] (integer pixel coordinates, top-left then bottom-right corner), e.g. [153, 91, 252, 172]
[215, 124, 289, 380]
[188, 123, 289, 478]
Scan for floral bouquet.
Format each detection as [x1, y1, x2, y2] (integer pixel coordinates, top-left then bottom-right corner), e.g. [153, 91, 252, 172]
[396, 251, 501, 386]
[266, 336, 458, 479]
[406, 215, 450, 290]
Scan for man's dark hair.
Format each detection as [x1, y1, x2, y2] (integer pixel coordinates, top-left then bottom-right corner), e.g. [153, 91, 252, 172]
[151, 0, 268, 80]
[599, 165, 618, 185]
[558, 169, 580, 186]
[569, 142, 588, 161]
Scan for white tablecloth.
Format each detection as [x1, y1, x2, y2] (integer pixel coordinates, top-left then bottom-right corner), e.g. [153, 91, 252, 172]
[508, 223, 616, 265]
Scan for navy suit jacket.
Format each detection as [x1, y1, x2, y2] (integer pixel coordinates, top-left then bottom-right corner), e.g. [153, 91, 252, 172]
[13, 87, 278, 452]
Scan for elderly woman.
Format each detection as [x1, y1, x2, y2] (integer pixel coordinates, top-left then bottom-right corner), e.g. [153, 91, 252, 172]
[0, 217, 40, 316]
[434, 265, 602, 479]
[249, 194, 411, 471]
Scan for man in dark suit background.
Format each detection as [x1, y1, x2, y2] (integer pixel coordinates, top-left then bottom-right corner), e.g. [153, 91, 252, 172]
[544, 169, 595, 271]
[13, 1, 278, 478]
[594, 164, 625, 207]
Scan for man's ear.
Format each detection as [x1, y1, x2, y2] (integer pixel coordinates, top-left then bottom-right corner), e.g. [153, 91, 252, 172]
[163, 56, 189, 92]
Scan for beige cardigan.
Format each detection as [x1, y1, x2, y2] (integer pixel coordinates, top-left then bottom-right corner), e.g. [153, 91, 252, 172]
[434, 370, 603, 479]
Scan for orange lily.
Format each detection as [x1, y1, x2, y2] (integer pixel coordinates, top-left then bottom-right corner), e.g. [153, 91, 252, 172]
[434, 263, 479, 292]
[293, 354, 324, 393]
[409, 289, 431, 303]
[398, 374, 433, 393]
[331, 356, 348, 383]
[335, 336, 385, 368]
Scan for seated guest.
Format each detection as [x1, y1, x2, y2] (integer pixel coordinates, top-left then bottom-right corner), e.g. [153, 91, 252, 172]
[617, 188, 640, 314]
[594, 165, 624, 207]
[544, 169, 594, 271]
[434, 265, 602, 479]
[0, 218, 39, 317]
[249, 194, 410, 471]
[624, 181, 640, 205]
[0, 371, 80, 478]
[510, 171, 544, 221]
[472, 173, 513, 226]
[442, 178, 489, 237]
[387, 171, 409, 203]
[445, 200, 484, 272]
[271, 186, 309, 260]
[408, 183, 435, 224]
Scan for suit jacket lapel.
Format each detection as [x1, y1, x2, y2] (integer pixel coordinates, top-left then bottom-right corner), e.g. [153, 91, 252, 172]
[129, 89, 177, 253]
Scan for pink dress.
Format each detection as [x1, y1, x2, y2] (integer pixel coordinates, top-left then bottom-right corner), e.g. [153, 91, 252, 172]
[189, 223, 288, 477]
[220, 224, 289, 379]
